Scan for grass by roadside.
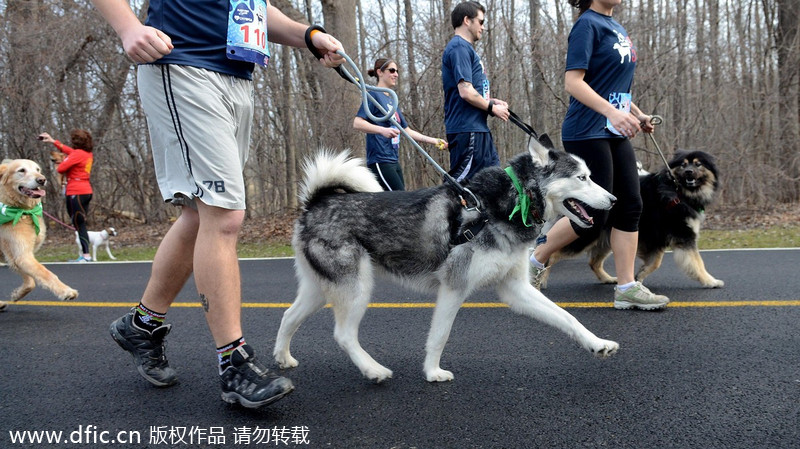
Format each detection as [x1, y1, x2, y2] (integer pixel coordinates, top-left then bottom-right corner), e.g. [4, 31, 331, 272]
[33, 225, 799, 263]
[35, 241, 294, 263]
[698, 225, 800, 250]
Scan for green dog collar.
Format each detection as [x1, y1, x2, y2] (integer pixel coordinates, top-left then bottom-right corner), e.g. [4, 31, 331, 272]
[505, 167, 534, 228]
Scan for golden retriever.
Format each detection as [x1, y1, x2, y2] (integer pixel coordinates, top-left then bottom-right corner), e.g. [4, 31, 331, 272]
[0, 159, 78, 312]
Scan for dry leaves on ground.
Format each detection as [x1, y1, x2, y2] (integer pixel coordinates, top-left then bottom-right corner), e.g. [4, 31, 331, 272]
[45, 203, 799, 248]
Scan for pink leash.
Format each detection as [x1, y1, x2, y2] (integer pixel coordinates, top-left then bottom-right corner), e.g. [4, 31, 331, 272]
[43, 210, 76, 231]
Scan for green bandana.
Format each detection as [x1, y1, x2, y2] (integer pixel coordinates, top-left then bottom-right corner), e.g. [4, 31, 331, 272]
[505, 167, 533, 227]
[0, 202, 43, 235]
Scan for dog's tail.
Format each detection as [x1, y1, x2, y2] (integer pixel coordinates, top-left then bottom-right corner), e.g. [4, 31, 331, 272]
[299, 150, 383, 206]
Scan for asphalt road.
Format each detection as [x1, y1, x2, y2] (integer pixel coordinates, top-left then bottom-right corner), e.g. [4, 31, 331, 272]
[1, 249, 798, 449]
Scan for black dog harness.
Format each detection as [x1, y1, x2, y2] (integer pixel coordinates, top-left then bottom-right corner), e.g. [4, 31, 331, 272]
[451, 213, 489, 245]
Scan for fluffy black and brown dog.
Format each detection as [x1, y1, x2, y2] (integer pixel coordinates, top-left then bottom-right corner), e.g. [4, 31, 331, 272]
[536, 149, 724, 289]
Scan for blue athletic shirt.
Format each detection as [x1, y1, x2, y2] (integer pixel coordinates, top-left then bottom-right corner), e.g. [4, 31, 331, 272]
[442, 36, 490, 134]
[356, 91, 408, 165]
[561, 10, 637, 141]
[146, 0, 255, 80]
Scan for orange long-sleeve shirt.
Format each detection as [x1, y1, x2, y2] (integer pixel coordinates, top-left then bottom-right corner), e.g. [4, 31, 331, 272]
[53, 140, 93, 195]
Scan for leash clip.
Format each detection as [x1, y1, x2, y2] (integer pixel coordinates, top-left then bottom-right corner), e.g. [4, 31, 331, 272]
[458, 189, 482, 212]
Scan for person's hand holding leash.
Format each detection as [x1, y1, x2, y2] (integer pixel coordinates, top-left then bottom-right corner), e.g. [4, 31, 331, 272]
[309, 31, 344, 68]
[629, 103, 654, 135]
[637, 114, 655, 134]
[488, 98, 510, 122]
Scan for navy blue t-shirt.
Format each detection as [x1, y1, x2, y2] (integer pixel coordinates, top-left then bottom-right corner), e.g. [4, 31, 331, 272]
[146, 0, 255, 80]
[356, 91, 408, 165]
[561, 10, 637, 141]
[442, 36, 490, 134]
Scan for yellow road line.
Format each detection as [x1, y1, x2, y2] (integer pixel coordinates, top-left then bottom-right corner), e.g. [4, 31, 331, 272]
[10, 300, 800, 308]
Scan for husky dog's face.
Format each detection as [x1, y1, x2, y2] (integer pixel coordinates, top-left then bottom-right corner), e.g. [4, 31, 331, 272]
[527, 140, 616, 228]
[669, 150, 718, 203]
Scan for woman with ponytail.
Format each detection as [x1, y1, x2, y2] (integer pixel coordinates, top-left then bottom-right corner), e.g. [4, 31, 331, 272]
[353, 58, 446, 191]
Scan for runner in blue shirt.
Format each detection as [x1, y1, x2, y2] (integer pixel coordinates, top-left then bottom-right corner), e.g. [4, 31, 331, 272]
[354, 58, 446, 191]
[442, 2, 509, 182]
[530, 0, 669, 311]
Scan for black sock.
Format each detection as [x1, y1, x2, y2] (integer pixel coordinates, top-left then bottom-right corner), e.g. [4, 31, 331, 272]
[217, 337, 246, 374]
[132, 303, 166, 332]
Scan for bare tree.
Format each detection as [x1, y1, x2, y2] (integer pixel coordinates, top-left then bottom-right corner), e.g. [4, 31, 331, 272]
[776, 0, 800, 201]
[1, 0, 797, 228]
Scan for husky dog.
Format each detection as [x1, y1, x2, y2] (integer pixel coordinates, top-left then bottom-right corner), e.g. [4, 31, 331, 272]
[537, 149, 723, 289]
[273, 141, 619, 383]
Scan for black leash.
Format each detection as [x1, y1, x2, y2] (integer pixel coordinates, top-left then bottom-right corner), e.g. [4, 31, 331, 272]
[507, 109, 555, 150]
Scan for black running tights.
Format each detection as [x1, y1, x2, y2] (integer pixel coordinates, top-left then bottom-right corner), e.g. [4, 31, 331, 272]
[67, 194, 92, 254]
[562, 138, 642, 241]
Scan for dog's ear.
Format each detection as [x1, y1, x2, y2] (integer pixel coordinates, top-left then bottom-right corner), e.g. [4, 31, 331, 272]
[528, 138, 551, 166]
[0, 163, 8, 181]
[669, 149, 691, 168]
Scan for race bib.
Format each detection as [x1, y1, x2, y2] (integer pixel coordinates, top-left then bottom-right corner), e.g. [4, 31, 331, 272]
[390, 128, 400, 149]
[481, 79, 490, 100]
[606, 92, 631, 136]
[390, 112, 401, 149]
[227, 0, 270, 66]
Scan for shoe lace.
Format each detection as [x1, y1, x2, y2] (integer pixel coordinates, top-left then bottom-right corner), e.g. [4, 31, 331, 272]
[130, 333, 168, 368]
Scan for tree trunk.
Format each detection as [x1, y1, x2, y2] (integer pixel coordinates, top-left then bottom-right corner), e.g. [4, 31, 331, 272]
[319, 0, 359, 151]
[777, 0, 800, 201]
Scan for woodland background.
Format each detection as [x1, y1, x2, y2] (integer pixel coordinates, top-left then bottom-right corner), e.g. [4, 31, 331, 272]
[1, 0, 799, 225]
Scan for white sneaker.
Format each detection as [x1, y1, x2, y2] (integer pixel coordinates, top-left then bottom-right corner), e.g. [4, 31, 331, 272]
[614, 282, 669, 310]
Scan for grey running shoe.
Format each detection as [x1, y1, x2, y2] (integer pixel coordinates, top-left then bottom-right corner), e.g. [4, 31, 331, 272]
[110, 308, 178, 387]
[220, 345, 294, 409]
[531, 265, 548, 290]
[614, 282, 670, 310]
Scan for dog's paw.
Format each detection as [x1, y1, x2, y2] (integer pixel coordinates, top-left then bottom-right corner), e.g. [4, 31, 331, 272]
[274, 353, 299, 369]
[0, 301, 7, 312]
[590, 339, 619, 359]
[363, 365, 393, 383]
[599, 276, 617, 284]
[425, 368, 454, 382]
[10, 287, 32, 302]
[702, 279, 724, 288]
[60, 289, 78, 301]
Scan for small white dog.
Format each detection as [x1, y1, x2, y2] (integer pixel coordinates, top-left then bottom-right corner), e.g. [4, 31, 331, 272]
[76, 227, 117, 261]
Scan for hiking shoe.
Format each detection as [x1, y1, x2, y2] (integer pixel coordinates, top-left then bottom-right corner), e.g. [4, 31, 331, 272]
[220, 345, 294, 409]
[110, 308, 178, 387]
[614, 282, 670, 310]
